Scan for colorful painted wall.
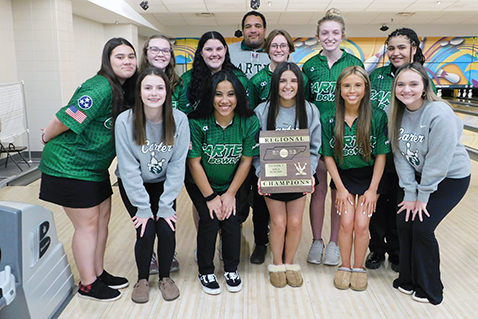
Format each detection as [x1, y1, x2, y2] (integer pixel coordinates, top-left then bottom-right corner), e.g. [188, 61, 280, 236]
[172, 36, 478, 89]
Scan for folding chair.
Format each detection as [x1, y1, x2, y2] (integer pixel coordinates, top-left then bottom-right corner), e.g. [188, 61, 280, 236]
[0, 142, 31, 171]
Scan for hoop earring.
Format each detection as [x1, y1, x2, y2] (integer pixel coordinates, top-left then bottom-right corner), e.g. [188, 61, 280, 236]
[422, 91, 426, 97]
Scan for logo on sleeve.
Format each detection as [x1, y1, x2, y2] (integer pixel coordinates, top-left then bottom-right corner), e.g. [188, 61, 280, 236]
[66, 105, 87, 124]
[78, 95, 93, 110]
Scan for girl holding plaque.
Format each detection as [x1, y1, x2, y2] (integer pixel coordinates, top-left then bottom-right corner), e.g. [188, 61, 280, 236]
[321, 66, 389, 291]
[254, 62, 321, 288]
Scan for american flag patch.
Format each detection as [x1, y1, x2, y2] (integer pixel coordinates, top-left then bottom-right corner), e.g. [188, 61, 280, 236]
[66, 105, 87, 123]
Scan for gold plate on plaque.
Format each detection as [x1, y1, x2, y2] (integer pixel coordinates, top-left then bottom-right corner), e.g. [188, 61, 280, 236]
[259, 129, 312, 194]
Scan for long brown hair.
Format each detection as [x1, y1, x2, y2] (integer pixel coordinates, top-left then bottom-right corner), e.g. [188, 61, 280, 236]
[334, 66, 372, 163]
[132, 67, 176, 146]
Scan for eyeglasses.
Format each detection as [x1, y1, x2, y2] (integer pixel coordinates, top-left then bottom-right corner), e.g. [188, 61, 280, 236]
[148, 46, 172, 55]
[270, 43, 289, 50]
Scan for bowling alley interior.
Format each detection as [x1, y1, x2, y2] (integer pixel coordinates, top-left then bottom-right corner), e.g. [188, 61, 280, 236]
[1, 0, 478, 318]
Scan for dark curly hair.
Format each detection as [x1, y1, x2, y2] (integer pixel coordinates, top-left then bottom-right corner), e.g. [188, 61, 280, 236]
[386, 28, 425, 65]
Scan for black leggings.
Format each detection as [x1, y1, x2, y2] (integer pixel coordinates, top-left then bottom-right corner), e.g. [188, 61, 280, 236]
[118, 178, 176, 280]
[395, 175, 470, 305]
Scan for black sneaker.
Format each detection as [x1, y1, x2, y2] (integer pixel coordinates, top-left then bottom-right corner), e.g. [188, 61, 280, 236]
[224, 271, 242, 292]
[198, 273, 221, 295]
[78, 279, 121, 301]
[98, 270, 129, 289]
[250, 245, 267, 264]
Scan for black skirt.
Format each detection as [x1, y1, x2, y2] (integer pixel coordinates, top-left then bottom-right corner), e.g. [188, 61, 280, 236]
[330, 166, 386, 195]
[39, 173, 113, 208]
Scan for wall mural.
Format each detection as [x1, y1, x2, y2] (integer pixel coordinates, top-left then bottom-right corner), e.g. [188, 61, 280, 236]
[172, 36, 478, 89]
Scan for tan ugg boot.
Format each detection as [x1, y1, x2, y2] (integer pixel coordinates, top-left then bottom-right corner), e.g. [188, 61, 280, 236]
[285, 264, 303, 287]
[268, 264, 287, 288]
[334, 267, 352, 290]
[350, 268, 367, 291]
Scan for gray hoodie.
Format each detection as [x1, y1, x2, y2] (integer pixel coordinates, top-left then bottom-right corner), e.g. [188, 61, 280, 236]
[115, 108, 190, 218]
[393, 100, 471, 203]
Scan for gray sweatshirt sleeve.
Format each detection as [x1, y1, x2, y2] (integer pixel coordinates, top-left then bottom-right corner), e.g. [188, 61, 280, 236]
[416, 108, 460, 203]
[253, 102, 268, 178]
[393, 149, 419, 202]
[115, 111, 154, 218]
[156, 111, 190, 218]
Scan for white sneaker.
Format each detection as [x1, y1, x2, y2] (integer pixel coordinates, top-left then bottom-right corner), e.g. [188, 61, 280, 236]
[307, 239, 324, 264]
[323, 242, 340, 266]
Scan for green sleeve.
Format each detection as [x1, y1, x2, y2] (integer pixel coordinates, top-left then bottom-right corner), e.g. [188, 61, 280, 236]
[188, 119, 204, 158]
[242, 116, 260, 157]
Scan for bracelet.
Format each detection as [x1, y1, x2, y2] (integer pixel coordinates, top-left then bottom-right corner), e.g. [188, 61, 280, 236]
[204, 190, 218, 202]
[41, 133, 48, 145]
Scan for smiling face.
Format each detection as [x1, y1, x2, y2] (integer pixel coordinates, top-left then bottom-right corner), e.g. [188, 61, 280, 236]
[146, 38, 171, 70]
[317, 20, 344, 53]
[340, 73, 366, 109]
[278, 70, 298, 106]
[110, 44, 137, 84]
[395, 69, 425, 111]
[387, 35, 417, 68]
[202, 39, 227, 73]
[268, 34, 290, 66]
[213, 80, 237, 121]
[243, 15, 266, 49]
[141, 75, 167, 111]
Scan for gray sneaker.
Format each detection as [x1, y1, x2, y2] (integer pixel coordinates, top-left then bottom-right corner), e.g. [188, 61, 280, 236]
[307, 239, 324, 264]
[170, 252, 180, 273]
[323, 242, 340, 266]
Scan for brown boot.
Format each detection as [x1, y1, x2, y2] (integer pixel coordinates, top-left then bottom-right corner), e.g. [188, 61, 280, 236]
[334, 267, 352, 290]
[268, 264, 286, 288]
[285, 264, 303, 287]
[350, 268, 367, 291]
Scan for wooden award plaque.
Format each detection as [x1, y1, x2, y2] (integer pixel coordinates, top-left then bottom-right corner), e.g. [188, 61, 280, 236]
[259, 129, 312, 194]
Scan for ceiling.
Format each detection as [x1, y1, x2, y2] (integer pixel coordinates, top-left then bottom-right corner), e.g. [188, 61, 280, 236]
[72, 0, 478, 37]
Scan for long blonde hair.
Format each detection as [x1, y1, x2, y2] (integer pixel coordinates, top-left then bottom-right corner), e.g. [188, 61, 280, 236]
[334, 66, 372, 163]
[388, 62, 446, 150]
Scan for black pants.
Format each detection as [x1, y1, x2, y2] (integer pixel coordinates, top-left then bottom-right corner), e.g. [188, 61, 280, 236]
[395, 175, 470, 305]
[118, 179, 176, 280]
[185, 181, 241, 275]
[369, 170, 400, 256]
[236, 168, 270, 246]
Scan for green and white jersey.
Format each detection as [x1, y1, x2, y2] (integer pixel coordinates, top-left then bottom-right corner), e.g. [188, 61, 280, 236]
[370, 64, 437, 116]
[302, 50, 363, 114]
[370, 64, 394, 113]
[39, 75, 115, 182]
[249, 64, 310, 109]
[320, 106, 390, 170]
[173, 68, 250, 114]
[188, 114, 260, 192]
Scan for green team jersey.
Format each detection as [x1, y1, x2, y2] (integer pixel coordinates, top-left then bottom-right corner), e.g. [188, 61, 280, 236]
[369, 64, 394, 112]
[188, 114, 260, 192]
[320, 106, 390, 170]
[248, 64, 310, 109]
[39, 75, 115, 182]
[370, 64, 437, 115]
[172, 68, 250, 114]
[302, 50, 363, 113]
